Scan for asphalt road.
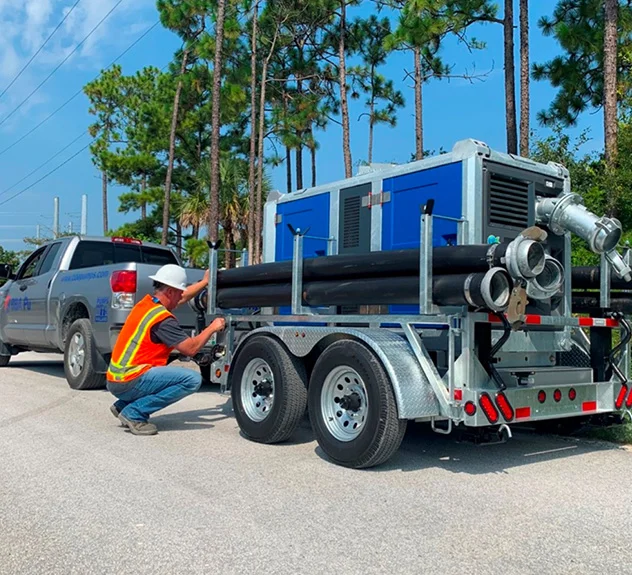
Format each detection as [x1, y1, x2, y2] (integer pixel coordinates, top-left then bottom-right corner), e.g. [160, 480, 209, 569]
[1, 352, 632, 575]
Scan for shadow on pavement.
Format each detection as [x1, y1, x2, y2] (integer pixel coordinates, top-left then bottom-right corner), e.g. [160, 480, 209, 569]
[313, 421, 622, 474]
[8, 360, 66, 379]
[151, 395, 234, 431]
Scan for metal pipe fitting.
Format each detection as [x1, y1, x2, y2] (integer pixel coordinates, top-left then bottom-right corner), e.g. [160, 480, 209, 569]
[526, 255, 565, 300]
[605, 249, 632, 283]
[536, 193, 622, 253]
[502, 235, 546, 279]
[464, 267, 512, 312]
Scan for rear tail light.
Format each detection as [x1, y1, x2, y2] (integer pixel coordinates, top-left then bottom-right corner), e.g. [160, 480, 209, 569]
[553, 389, 562, 402]
[616, 384, 629, 410]
[538, 390, 546, 403]
[110, 270, 137, 309]
[495, 392, 514, 422]
[464, 401, 477, 416]
[479, 393, 499, 424]
[627, 386, 632, 409]
[568, 388, 577, 401]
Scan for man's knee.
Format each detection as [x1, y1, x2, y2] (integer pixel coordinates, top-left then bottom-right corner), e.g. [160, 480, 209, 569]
[182, 370, 202, 392]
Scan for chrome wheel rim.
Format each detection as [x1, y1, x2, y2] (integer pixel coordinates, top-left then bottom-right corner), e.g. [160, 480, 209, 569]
[68, 333, 85, 378]
[241, 358, 274, 422]
[321, 366, 369, 442]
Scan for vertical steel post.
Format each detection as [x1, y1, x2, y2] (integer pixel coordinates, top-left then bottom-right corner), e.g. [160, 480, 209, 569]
[291, 230, 306, 314]
[600, 252, 611, 309]
[419, 207, 434, 315]
[81, 194, 88, 235]
[53, 197, 59, 239]
[207, 244, 219, 316]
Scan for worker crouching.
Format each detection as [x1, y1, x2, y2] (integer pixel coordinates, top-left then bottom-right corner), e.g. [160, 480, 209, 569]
[106, 264, 225, 436]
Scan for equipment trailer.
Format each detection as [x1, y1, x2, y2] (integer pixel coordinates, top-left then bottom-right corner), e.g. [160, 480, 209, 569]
[195, 139, 632, 469]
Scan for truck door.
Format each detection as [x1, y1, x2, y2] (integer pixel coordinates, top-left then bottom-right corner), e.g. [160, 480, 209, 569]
[2, 246, 48, 345]
[25, 242, 63, 348]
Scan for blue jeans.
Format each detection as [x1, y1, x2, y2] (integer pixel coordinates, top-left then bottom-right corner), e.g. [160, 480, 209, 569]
[108, 366, 202, 422]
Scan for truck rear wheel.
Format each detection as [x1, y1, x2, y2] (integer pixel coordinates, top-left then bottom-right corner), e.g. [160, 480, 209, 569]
[230, 335, 307, 444]
[64, 319, 106, 390]
[308, 340, 407, 469]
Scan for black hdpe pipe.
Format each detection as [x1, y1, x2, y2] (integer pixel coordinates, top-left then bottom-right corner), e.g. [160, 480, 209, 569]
[571, 266, 632, 290]
[572, 295, 632, 314]
[204, 267, 511, 312]
[215, 242, 542, 288]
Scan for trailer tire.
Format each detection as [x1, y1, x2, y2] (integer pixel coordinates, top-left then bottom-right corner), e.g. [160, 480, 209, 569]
[63, 319, 106, 390]
[231, 335, 307, 444]
[0, 355, 9, 367]
[308, 340, 406, 469]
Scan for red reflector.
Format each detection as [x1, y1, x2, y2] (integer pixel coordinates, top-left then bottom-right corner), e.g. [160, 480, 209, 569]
[582, 401, 597, 412]
[615, 385, 628, 409]
[479, 393, 499, 424]
[495, 392, 514, 422]
[554, 389, 562, 403]
[515, 406, 531, 419]
[224, 364, 230, 372]
[464, 401, 476, 416]
[568, 388, 577, 401]
[627, 387, 632, 409]
[454, 389, 463, 401]
[111, 236, 142, 245]
[110, 270, 137, 293]
[538, 390, 546, 403]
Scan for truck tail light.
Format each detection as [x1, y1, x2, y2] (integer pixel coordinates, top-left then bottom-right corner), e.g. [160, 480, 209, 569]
[615, 384, 628, 410]
[495, 392, 514, 422]
[110, 270, 137, 309]
[479, 393, 499, 424]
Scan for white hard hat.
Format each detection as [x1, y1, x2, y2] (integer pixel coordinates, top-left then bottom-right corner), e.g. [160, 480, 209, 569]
[149, 264, 188, 291]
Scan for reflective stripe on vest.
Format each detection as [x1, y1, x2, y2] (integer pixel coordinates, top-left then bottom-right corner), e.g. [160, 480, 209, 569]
[107, 304, 171, 382]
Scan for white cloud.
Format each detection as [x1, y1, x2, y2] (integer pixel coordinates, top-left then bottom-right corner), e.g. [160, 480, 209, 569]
[0, 0, 155, 129]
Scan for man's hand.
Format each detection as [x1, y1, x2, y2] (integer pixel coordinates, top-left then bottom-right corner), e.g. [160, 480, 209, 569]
[203, 269, 210, 284]
[210, 317, 225, 332]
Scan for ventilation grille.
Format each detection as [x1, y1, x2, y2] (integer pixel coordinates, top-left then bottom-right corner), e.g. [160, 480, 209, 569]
[488, 173, 530, 229]
[342, 196, 361, 249]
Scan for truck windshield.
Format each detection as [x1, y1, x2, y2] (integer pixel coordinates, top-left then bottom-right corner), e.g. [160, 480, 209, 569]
[69, 241, 178, 270]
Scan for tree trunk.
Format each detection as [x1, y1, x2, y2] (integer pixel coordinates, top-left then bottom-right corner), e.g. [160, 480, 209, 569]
[192, 224, 199, 240]
[414, 47, 423, 160]
[296, 144, 303, 190]
[176, 221, 183, 257]
[141, 175, 147, 220]
[102, 170, 108, 234]
[310, 128, 317, 187]
[604, 0, 618, 167]
[503, 0, 518, 155]
[162, 50, 189, 246]
[519, 0, 530, 157]
[368, 98, 375, 164]
[286, 145, 292, 193]
[225, 223, 235, 268]
[247, 0, 258, 266]
[339, 1, 352, 178]
[254, 24, 281, 264]
[208, 0, 227, 243]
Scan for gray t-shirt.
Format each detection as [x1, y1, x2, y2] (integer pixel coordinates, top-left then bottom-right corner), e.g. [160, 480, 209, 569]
[150, 317, 189, 348]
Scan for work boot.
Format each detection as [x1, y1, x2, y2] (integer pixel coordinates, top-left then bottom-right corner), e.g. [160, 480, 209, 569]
[118, 413, 158, 436]
[110, 404, 120, 419]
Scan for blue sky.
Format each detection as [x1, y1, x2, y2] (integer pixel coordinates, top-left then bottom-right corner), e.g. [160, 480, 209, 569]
[0, 0, 604, 250]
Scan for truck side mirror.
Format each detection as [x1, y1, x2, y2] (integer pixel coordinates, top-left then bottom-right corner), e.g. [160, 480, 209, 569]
[0, 263, 14, 280]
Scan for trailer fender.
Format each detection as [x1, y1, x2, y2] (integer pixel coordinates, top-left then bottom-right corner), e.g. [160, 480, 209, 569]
[233, 326, 440, 420]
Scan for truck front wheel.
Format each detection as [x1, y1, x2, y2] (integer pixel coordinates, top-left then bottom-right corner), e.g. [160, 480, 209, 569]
[64, 319, 106, 390]
[308, 340, 407, 469]
[230, 335, 307, 444]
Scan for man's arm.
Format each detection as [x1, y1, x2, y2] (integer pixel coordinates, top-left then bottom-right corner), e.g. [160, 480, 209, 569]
[178, 269, 209, 307]
[174, 317, 225, 357]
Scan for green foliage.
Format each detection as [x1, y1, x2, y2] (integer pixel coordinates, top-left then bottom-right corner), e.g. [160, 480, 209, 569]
[533, 0, 632, 126]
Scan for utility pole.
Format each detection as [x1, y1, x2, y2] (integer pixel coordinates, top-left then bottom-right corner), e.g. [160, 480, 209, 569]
[81, 194, 87, 235]
[53, 197, 59, 239]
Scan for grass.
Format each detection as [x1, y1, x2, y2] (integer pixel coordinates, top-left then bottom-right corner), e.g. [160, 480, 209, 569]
[584, 422, 632, 444]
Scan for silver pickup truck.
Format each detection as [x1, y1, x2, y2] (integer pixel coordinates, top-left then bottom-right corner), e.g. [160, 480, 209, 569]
[0, 235, 205, 390]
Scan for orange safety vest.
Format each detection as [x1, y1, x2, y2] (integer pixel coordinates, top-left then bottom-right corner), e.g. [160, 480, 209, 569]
[106, 294, 175, 383]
